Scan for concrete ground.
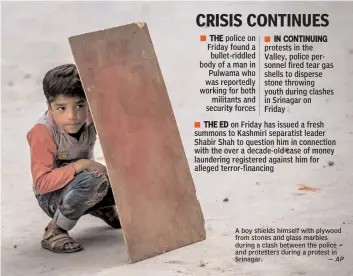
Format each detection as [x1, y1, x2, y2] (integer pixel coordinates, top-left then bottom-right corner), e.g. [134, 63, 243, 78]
[2, 1, 353, 276]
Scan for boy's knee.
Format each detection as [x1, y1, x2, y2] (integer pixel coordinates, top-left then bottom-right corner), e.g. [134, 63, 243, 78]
[96, 181, 108, 193]
[62, 171, 110, 209]
[75, 171, 95, 181]
[74, 171, 109, 195]
[91, 171, 109, 193]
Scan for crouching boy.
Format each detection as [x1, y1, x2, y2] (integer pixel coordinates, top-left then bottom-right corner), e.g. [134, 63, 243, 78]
[27, 64, 120, 254]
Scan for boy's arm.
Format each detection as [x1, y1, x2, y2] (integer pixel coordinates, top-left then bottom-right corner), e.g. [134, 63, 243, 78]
[27, 124, 77, 194]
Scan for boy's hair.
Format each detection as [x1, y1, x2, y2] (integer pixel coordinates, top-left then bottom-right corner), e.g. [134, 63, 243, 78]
[43, 64, 86, 103]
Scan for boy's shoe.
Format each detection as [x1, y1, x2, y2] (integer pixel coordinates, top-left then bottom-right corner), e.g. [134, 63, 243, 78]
[41, 226, 83, 254]
[90, 207, 121, 229]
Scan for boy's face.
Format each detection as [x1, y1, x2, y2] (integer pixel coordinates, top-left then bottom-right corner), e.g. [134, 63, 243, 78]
[48, 95, 89, 134]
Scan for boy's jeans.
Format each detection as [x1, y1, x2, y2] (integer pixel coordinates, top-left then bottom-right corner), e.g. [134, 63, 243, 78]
[36, 171, 116, 231]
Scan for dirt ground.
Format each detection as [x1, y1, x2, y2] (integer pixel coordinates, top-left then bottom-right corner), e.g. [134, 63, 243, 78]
[2, 2, 353, 276]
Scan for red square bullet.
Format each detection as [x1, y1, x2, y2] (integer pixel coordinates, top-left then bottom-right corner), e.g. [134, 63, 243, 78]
[200, 35, 206, 42]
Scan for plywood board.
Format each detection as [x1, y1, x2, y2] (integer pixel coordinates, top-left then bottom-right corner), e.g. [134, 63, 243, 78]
[68, 22, 206, 263]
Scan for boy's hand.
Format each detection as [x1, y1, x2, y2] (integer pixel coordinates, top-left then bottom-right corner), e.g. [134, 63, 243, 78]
[85, 160, 107, 174]
[74, 159, 107, 175]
